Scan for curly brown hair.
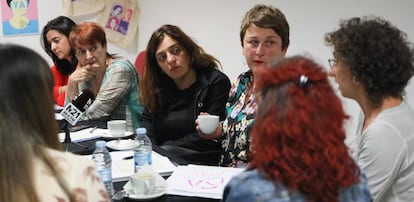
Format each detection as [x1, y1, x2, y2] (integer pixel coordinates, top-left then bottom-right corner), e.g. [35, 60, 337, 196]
[325, 16, 414, 107]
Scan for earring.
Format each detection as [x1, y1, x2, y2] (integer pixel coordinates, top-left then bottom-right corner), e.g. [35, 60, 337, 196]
[352, 76, 359, 85]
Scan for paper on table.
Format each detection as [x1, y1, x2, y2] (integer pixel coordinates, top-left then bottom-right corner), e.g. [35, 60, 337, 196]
[86, 150, 177, 182]
[166, 164, 245, 199]
[58, 127, 103, 143]
[55, 112, 64, 120]
[152, 151, 178, 176]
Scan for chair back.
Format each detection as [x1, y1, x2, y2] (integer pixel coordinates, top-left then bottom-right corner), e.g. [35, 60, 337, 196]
[134, 50, 146, 77]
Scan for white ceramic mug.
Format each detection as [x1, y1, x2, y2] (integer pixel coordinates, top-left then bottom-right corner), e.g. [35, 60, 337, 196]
[107, 120, 126, 137]
[130, 171, 155, 195]
[198, 114, 220, 134]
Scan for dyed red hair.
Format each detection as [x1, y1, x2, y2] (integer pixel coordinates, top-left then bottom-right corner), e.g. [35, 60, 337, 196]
[250, 56, 360, 201]
[69, 22, 107, 49]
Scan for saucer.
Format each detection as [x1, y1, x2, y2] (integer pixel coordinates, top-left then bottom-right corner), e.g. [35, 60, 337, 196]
[124, 173, 167, 200]
[106, 139, 138, 151]
[101, 131, 134, 139]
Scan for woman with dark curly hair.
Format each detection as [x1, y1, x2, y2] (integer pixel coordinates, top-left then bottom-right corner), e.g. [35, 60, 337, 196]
[223, 56, 372, 202]
[325, 16, 414, 201]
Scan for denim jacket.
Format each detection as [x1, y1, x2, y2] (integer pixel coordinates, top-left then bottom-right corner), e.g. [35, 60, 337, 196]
[223, 169, 372, 202]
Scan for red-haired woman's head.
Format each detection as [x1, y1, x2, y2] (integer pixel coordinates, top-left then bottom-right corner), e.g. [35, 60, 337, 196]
[69, 22, 107, 50]
[69, 22, 111, 67]
[250, 56, 359, 202]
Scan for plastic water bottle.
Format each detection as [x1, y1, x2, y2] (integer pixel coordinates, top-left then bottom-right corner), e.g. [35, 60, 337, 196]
[92, 140, 114, 198]
[134, 128, 152, 172]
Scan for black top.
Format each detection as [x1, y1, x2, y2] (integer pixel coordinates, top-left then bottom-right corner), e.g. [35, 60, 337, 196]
[140, 68, 231, 165]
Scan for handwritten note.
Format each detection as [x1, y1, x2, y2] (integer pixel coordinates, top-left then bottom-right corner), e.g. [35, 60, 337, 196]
[166, 164, 244, 199]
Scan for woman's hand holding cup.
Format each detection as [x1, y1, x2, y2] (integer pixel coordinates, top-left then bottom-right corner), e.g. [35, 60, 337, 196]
[196, 112, 222, 140]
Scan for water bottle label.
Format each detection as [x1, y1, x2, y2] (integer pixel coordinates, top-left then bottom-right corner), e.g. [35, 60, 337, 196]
[134, 152, 150, 165]
[97, 167, 112, 183]
[147, 153, 152, 165]
[134, 151, 152, 172]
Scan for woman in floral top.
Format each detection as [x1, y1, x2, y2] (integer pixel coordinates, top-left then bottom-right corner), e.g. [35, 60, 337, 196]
[221, 70, 256, 166]
[0, 44, 109, 202]
[198, 4, 290, 167]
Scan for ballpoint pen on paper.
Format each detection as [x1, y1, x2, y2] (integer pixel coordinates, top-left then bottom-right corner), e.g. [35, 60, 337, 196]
[89, 126, 98, 134]
[123, 156, 133, 160]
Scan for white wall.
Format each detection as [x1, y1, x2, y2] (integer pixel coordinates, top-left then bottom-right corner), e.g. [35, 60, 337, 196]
[1, 0, 413, 137]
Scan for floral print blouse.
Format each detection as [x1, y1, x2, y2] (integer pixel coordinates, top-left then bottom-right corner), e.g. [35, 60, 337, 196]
[34, 148, 109, 201]
[220, 70, 257, 167]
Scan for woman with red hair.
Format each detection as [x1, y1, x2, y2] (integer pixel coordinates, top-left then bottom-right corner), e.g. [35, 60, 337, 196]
[223, 56, 372, 201]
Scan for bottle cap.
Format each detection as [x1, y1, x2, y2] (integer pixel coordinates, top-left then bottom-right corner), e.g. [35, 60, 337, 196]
[95, 140, 106, 147]
[136, 127, 147, 135]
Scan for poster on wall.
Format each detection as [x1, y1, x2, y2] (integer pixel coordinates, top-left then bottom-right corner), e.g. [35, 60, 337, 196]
[1, 0, 39, 36]
[96, 0, 139, 49]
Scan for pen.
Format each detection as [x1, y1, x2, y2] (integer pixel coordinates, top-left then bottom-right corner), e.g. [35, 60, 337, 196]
[89, 126, 98, 134]
[123, 156, 133, 160]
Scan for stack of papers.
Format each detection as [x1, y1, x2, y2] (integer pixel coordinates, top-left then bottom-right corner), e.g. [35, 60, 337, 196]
[86, 150, 177, 182]
[166, 164, 245, 199]
[58, 127, 102, 143]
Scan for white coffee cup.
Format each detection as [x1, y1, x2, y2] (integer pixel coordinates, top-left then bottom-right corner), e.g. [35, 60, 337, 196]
[107, 120, 126, 137]
[198, 114, 220, 134]
[130, 170, 155, 195]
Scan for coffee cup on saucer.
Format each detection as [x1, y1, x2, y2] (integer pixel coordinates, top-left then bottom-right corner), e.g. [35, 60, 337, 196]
[130, 166, 156, 195]
[107, 120, 126, 137]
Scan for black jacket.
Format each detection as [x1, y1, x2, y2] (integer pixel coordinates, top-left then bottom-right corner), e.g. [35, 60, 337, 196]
[140, 68, 231, 164]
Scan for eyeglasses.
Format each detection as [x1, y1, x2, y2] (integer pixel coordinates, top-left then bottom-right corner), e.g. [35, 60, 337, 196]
[328, 58, 337, 68]
[76, 45, 98, 57]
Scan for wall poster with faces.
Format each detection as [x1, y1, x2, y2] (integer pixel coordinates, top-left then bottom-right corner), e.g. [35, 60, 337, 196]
[96, 0, 139, 49]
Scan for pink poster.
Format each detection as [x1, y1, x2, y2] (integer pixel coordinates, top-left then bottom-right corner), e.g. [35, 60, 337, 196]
[1, 0, 39, 36]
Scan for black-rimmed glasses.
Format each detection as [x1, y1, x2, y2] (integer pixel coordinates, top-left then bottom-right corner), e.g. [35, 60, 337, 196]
[328, 58, 337, 68]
